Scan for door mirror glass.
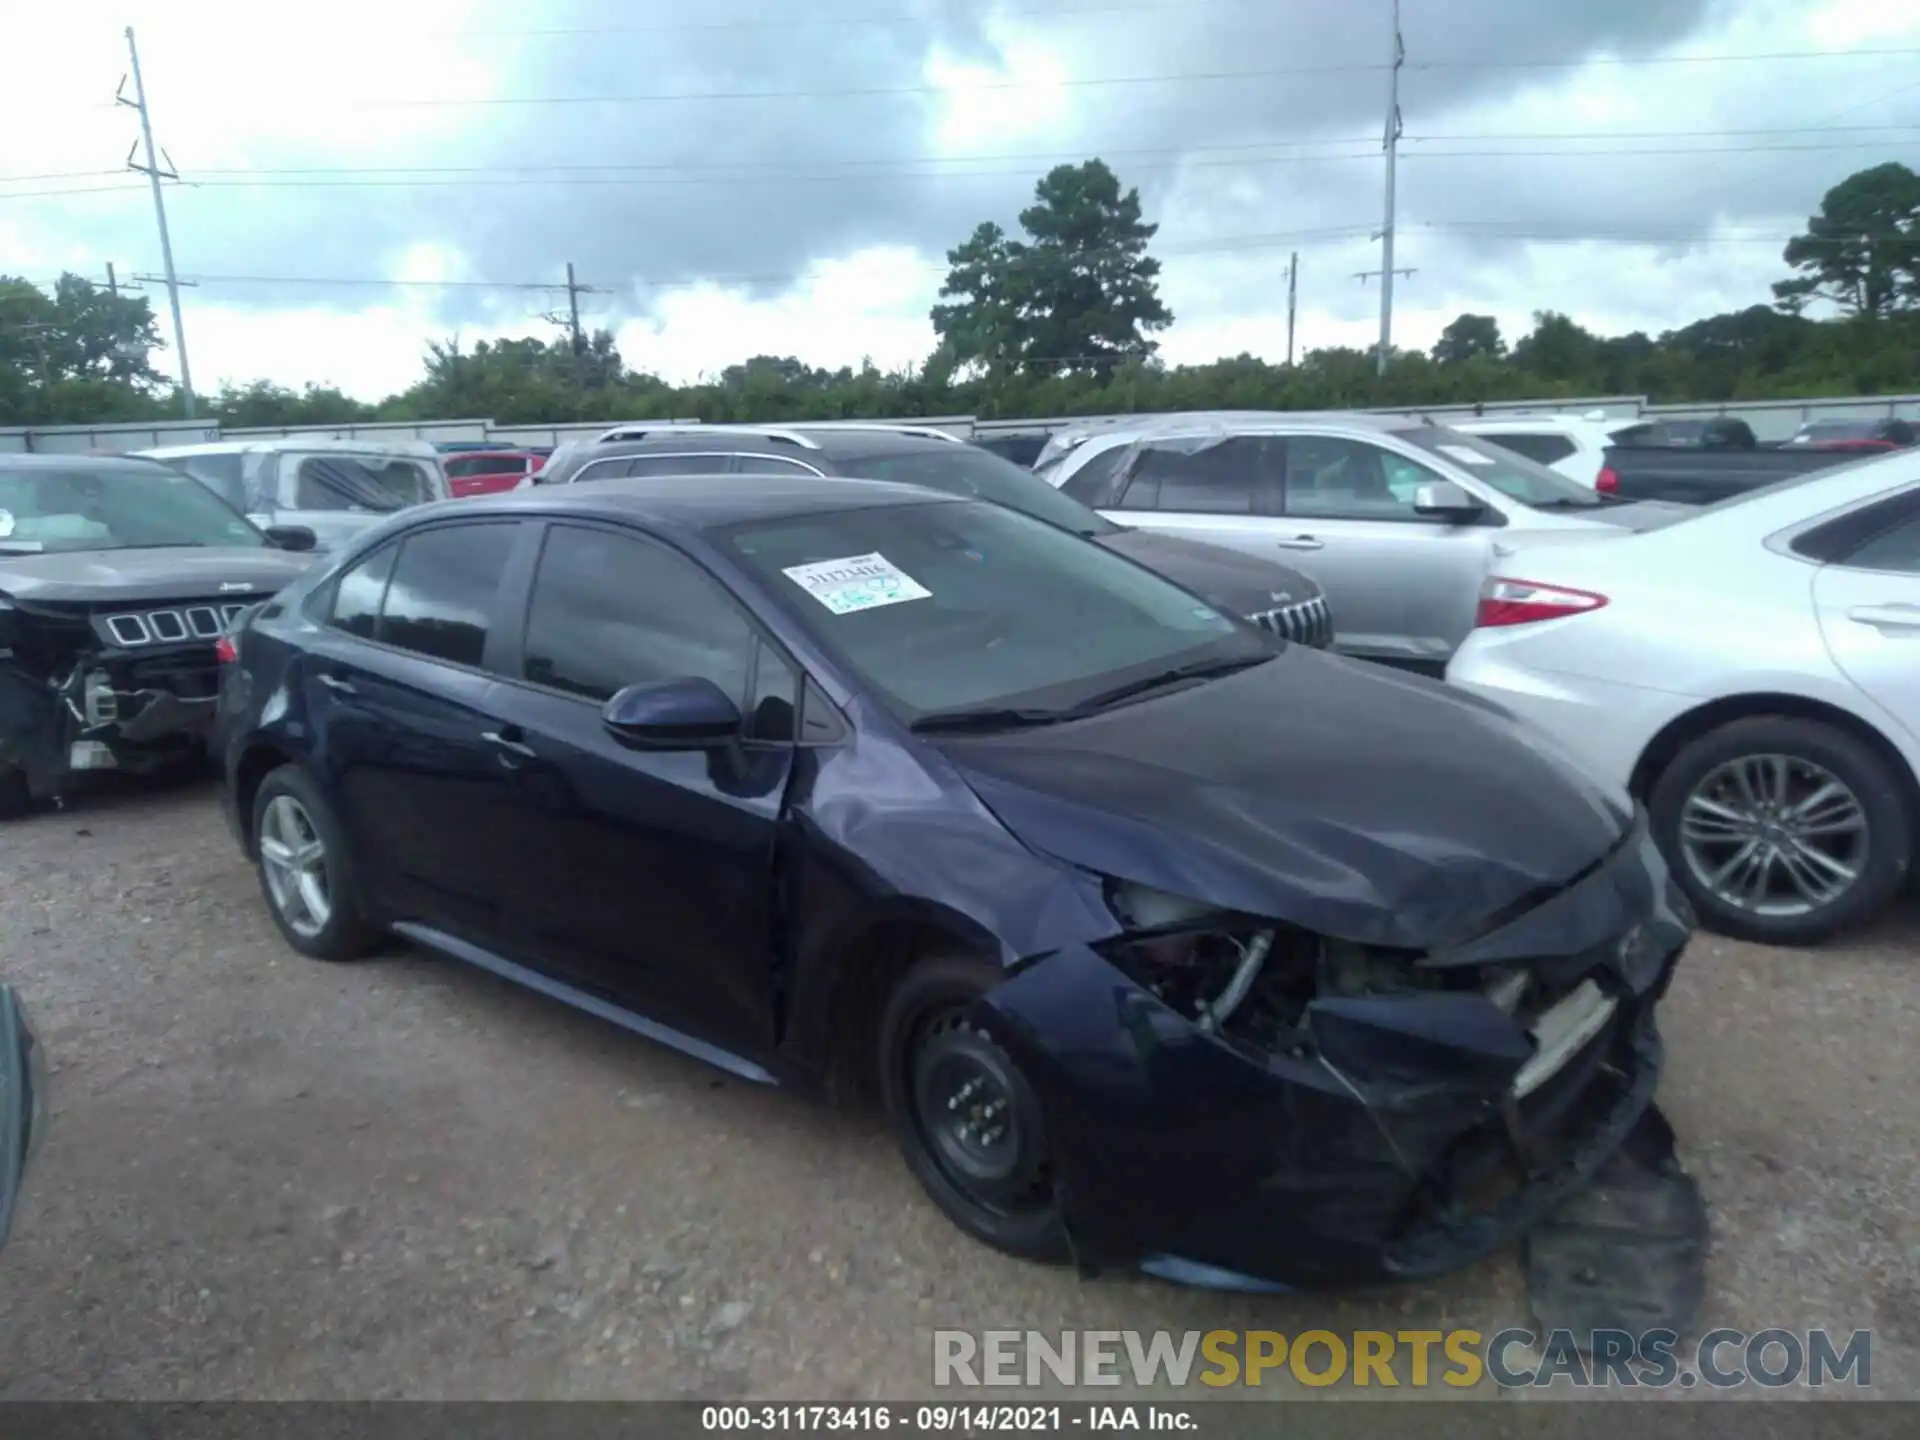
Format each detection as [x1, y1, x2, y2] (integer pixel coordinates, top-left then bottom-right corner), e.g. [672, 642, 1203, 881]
[1412, 480, 1487, 520]
[264, 524, 318, 552]
[601, 677, 742, 749]
[0, 984, 45, 1254]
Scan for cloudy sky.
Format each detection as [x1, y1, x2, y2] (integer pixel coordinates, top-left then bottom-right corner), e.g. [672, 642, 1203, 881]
[3, 0, 1917, 399]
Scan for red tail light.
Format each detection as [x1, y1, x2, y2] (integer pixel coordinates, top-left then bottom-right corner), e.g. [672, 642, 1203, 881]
[1476, 577, 1609, 628]
[214, 635, 239, 664]
[1594, 465, 1620, 495]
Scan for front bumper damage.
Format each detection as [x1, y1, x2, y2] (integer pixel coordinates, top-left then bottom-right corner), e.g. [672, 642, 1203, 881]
[977, 813, 1692, 1291]
[0, 636, 222, 799]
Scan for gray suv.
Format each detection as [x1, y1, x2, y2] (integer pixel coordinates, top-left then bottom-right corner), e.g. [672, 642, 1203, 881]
[536, 424, 1334, 647]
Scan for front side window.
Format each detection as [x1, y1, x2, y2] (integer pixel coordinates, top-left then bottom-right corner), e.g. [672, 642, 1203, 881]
[1283, 437, 1443, 521]
[376, 523, 517, 667]
[721, 497, 1256, 723]
[521, 524, 756, 707]
[293, 455, 438, 513]
[0, 463, 265, 554]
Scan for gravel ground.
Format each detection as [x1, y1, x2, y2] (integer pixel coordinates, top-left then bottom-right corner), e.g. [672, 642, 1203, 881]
[0, 776, 1915, 1402]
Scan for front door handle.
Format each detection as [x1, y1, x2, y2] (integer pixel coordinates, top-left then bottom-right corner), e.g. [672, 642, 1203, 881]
[1848, 604, 1920, 632]
[1274, 535, 1324, 550]
[481, 729, 537, 761]
[316, 673, 357, 696]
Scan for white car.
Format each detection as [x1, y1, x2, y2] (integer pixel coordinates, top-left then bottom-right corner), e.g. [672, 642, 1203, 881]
[1447, 447, 1920, 945]
[1452, 415, 1651, 490]
[138, 436, 450, 554]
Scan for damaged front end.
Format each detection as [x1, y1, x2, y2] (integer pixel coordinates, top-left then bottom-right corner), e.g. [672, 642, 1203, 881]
[976, 812, 1693, 1291]
[0, 593, 253, 804]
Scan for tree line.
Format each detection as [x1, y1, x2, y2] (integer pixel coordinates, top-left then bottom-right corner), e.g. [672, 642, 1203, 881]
[3, 159, 1916, 433]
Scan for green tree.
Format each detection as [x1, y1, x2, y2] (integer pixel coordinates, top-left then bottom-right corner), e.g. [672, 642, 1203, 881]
[213, 379, 373, 429]
[932, 160, 1171, 379]
[1431, 313, 1505, 365]
[1773, 161, 1920, 319]
[0, 273, 171, 425]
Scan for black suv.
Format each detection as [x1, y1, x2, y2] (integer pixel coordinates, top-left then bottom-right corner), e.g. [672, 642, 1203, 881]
[537, 424, 1334, 647]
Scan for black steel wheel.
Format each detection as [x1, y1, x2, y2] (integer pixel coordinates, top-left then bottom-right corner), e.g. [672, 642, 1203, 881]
[878, 955, 1069, 1263]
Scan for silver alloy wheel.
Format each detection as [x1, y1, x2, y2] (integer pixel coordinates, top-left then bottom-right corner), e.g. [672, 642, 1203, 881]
[258, 794, 332, 939]
[1678, 753, 1869, 917]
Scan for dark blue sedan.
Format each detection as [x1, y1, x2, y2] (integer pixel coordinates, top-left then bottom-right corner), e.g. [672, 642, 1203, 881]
[213, 474, 1691, 1290]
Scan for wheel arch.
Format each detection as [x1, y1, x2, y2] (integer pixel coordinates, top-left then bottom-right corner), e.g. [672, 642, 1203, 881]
[1629, 692, 1920, 835]
[816, 907, 1005, 1113]
[231, 741, 301, 855]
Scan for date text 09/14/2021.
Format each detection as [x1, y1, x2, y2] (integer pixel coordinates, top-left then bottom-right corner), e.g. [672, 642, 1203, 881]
[700, 1405, 1193, 1433]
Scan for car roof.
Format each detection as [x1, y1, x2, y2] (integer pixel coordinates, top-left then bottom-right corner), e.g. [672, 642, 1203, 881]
[455, 472, 957, 529]
[1065, 411, 1421, 442]
[140, 437, 440, 459]
[0, 451, 179, 475]
[580, 427, 969, 460]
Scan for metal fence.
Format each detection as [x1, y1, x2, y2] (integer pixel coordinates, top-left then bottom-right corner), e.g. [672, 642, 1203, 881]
[9, 392, 1920, 454]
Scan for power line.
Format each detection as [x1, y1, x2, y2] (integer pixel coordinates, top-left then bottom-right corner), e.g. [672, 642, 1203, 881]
[29, 46, 1920, 119]
[8, 135, 1912, 204]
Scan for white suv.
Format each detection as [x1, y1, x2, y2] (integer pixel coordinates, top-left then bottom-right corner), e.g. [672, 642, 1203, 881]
[1450, 415, 1650, 490]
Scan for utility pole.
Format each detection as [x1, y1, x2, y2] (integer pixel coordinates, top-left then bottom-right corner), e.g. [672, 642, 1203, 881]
[118, 26, 194, 417]
[565, 261, 586, 355]
[106, 263, 118, 298]
[1354, 0, 1413, 377]
[1286, 251, 1298, 366]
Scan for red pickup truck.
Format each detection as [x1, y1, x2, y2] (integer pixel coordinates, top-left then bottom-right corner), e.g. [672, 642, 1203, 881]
[445, 450, 547, 498]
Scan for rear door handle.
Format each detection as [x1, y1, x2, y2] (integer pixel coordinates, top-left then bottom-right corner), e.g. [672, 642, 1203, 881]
[1274, 535, 1324, 551]
[481, 729, 537, 761]
[316, 674, 357, 696]
[1848, 604, 1920, 632]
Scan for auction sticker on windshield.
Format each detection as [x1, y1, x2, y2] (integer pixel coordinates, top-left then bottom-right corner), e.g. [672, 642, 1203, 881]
[784, 552, 932, 615]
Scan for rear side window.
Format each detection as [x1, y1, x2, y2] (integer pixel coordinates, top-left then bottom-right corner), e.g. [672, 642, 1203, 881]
[1112, 437, 1280, 515]
[327, 543, 397, 640]
[732, 453, 821, 475]
[1483, 432, 1577, 466]
[377, 523, 518, 667]
[1792, 489, 1920, 565]
[626, 454, 732, 477]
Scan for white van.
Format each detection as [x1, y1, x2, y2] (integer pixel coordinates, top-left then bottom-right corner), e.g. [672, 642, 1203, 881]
[137, 436, 451, 554]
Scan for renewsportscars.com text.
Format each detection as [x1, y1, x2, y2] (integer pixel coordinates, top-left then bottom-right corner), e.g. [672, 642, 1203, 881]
[932, 1328, 1873, 1390]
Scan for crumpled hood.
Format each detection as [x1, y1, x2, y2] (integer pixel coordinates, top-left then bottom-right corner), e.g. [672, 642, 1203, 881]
[0, 547, 315, 605]
[932, 650, 1631, 951]
[1092, 527, 1323, 614]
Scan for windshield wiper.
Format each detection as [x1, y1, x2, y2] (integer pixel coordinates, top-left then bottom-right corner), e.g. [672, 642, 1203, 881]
[1529, 497, 1604, 512]
[909, 705, 1076, 734]
[1054, 652, 1272, 718]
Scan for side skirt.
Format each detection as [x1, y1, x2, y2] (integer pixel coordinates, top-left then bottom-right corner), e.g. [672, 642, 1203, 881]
[390, 922, 780, 1087]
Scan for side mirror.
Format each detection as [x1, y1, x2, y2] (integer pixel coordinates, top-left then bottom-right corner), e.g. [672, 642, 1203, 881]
[264, 524, 317, 553]
[1413, 480, 1488, 522]
[601, 677, 742, 750]
[0, 984, 46, 1254]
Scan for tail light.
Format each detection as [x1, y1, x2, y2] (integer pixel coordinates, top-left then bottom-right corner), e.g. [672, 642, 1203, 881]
[1476, 577, 1609, 628]
[1594, 465, 1620, 495]
[214, 635, 239, 664]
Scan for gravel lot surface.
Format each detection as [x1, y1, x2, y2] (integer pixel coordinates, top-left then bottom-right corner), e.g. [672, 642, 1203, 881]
[1, 776, 1915, 1402]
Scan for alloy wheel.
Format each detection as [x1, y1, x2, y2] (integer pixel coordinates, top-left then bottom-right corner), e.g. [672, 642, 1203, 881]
[1678, 753, 1869, 918]
[259, 794, 333, 939]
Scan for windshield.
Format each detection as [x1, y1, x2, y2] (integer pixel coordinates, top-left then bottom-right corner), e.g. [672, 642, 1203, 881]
[721, 497, 1260, 723]
[836, 445, 1118, 537]
[1393, 425, 1604, 508]
[0, 464, 266, 553]
[291, 455, 438, 513]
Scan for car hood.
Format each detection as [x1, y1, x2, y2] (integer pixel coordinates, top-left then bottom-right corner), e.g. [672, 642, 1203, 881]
[932, 650, 1630, 952]
[0, 547, 315, 605]
[1093, 526, 1321, 610]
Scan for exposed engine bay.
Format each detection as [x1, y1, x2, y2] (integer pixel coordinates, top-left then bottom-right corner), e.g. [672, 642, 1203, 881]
[0, 593, 255, 806]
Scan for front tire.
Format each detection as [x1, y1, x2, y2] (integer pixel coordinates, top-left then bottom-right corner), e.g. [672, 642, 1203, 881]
[1649, 716, 1911, 945]
[877, 955, 1070, 1264]
[251, 764, 378, 962]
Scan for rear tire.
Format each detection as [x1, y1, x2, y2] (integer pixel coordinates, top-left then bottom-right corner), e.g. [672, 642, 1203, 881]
[877, 955, 1070, 1265]
[1649, 716, 1910, 945]
[251, 764, 378, 963]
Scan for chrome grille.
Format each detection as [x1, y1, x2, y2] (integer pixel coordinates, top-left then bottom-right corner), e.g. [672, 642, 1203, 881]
[1247, 594, 1333, 648]
[96, 603, 254, 649]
